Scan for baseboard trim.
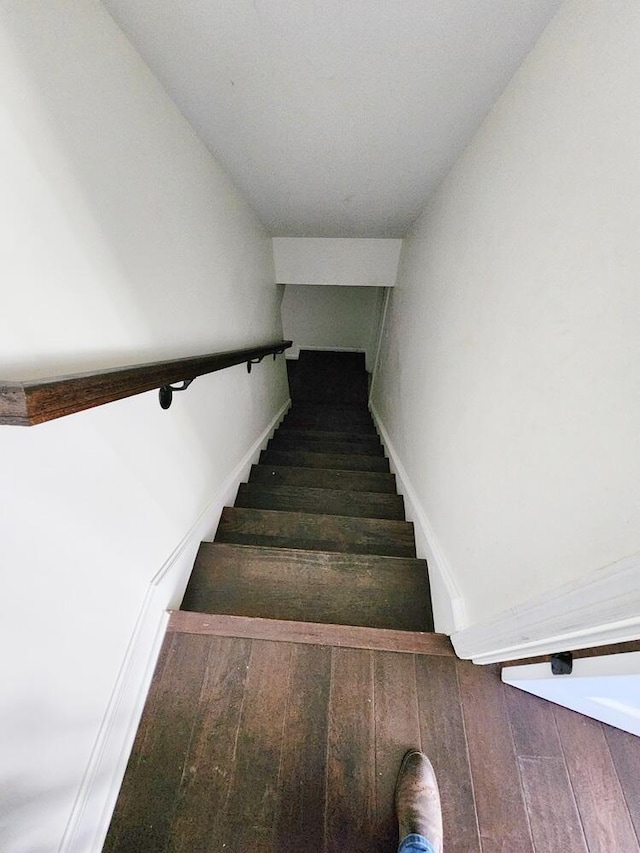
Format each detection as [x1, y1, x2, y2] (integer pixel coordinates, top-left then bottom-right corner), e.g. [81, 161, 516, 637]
[451, 550, 640, 664]
[59, 397, 290, 853]
[368, 403, 466, 634]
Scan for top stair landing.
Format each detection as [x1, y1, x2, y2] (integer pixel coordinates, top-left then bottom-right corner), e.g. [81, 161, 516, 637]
[286, 349, 369, 405]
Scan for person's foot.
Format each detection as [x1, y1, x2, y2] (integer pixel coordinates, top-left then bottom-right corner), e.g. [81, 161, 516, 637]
[395, 750, 443, 850]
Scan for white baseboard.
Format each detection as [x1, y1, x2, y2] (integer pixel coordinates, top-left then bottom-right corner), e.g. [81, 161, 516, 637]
[59, 398, 290, 853]
[368, 403, 467, 634]
[451, 551, 640, 665]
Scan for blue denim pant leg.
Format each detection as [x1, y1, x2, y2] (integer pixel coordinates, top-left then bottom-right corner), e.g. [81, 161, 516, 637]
[397, 833, 437, 853]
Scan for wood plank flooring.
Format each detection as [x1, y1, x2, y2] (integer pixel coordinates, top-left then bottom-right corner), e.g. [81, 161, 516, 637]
[104, 630, 640, 853]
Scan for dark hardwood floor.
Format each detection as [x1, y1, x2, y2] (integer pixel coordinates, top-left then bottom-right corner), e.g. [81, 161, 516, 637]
[104, 624, 640, 853]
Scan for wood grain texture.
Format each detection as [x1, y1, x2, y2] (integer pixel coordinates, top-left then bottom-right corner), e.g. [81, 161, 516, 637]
[373, 652, 422, 853]
[274, 644, 332, 851]
[249, 464, 397, 493]
[457, 661, 534, 853]
[215, 506, 415, 557]
[235, 483, 405, 520]
[182, 543, 432, 630]
[276, 428, 382, 448]
[103, 632, 212, 852]
[415, 655, 481, 853]
[0, 340, 292, 426]
[603, 724, 640, 842]
[109, 351, 640, 853]
[283, 415, 378, 434]
[285, 403, 375, 417]
[326, 647, 376, 853]
[105, 627, 640, 853]
[169, 636, 252, 852]
[518, 757, 588, 853]
[268, 434, 385, 456]
[285, 402, 373, 416]
[260, 448, 390, 472]
[286, 403, 372, 417]
[504, 681, 563, 759]
[220, 640, 293, 853]
[168, 611, 454, 655]
[553, 704, 640, 852]
[505, 683, 590, 852]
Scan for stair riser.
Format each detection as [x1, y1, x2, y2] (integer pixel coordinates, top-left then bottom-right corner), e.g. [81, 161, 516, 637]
[236, 483, 405, 520]
[260, 449, 389, 473]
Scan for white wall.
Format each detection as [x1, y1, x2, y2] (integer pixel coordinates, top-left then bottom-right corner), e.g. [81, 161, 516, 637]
[281, 284, 385, 371]
[273, 238, 401, 286]
[0, 3, 287, 851]
[371, 0, 640, 635]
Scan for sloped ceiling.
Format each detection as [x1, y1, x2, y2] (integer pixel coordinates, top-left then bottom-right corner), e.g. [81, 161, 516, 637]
[102, 0, 561, 237]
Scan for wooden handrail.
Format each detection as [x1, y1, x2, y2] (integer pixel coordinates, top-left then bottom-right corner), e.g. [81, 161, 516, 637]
[0, 340, 292, 426]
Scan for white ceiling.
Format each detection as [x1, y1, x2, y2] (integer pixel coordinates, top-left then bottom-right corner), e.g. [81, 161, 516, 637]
[102, 0, 562, 238]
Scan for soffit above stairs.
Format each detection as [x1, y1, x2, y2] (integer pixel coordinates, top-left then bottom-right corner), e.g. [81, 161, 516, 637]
[102, 0, 561, 238]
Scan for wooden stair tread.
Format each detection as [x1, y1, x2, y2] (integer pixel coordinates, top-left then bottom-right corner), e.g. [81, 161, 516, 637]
[181, 542, 432, 631]
[236, 483, 405, 519]
[284, 408, 376, 427]
[276, 428, 382, 447]
[260, 448, 389, 472]
[215, 506, 416, 557]
[249, 464, 397, 493]
[268, 435, 385, 457]
[288, 401, 371, 413]
[284, 407, 374, 422]
[168, 610, 452, 655]
[283, 418, 378, 434]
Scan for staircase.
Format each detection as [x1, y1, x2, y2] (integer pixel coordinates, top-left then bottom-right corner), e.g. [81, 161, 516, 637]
[104, 351, 444, 853]
[180, 350, 433, 634]
[181, 353, 433, 633]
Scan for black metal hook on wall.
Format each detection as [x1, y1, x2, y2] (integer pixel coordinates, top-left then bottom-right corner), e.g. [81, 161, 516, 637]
[248, 345, 288, 372]
[156, 343, 290, 409]
[158, 379, 194, 410]
[246, 356, 264, 373]
[248, 345, 289, 371]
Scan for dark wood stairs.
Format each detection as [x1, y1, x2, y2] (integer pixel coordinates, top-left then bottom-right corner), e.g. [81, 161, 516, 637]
[104, 350, 442, 853]
[181, 381, 434, 631]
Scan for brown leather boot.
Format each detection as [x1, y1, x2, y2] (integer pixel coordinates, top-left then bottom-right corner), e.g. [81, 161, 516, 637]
[395, 750, 443, 851]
